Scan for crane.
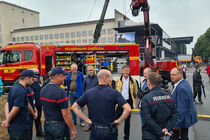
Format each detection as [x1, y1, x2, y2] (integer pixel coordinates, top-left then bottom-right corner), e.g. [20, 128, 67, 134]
[131, 0, 154, 69]
[93, 0, 110, 43]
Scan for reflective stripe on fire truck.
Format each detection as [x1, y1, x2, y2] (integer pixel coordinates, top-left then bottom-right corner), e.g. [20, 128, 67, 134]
[5, 45, 36, 49]
[129, 56, 139, 61]
[0, 65, 39, 71]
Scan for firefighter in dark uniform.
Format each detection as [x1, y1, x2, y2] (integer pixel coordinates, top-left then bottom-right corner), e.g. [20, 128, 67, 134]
[71, 69, 132, 140]
[40, 67, 77, 140]
[141, 72, 178, 140]
[26, 86, 37, 140]
[2, 70, 37, 140]
[31, 68, 45, 136]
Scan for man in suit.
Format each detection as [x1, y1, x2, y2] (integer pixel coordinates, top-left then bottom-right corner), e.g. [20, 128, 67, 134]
[170, 67, 198, 140]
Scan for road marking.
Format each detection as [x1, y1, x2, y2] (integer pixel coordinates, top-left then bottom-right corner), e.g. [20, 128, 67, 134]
[197, 114, 210, 118]
[132, 109, 210, 118]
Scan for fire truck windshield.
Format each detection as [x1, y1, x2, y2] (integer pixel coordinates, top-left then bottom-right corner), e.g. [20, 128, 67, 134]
[6, 50, 22, 63]
[0, 51, 4, 65]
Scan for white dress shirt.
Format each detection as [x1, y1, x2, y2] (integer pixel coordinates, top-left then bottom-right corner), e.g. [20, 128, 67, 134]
[121, 76, 129, 100]
[171, 79, 183, 94]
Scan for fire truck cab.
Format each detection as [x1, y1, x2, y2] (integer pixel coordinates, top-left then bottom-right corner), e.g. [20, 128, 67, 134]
[0, 43, 40, 91]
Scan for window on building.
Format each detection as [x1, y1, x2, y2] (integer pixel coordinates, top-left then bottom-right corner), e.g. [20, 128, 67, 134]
[45, 42, 48, 45]
[71, 40, 75, 44]
[82, 31, 87, 36]
[40, 42, 44, 45]
[88, 30, 93, 36]
[24, 50, 33, 61]
[26, 36, 29, 41]
[12, 37, 16, 42]
[17, 37, 20, 42]
[60, 33, 64, 38]
[76, 31, 81, 37]
[101, 38, 106, 43]
[35, 35, 39, 40]
[60, 41, 64, 44]
[66, 40, 70, 44]
[101, 29, 106, 34]
[71, 32, 75, 37]
[65, 33, 70, 38]
[108, 28, 113, 34]
[49, 42, 54, 45]
[89, 39, 93, 43]
[45, 34, 48, 39]
[77, 40, 81, 43]
[108, 37, 113, 43]
[55, 33, 59, 39]
[40, 35, 43, 40]
[55, 41, 59, 45]
[0, 35, 2, 43]
[49, 34, 53, 39]
[30, 36, 34, 41]
[21, 37, 24, 41]
[83, 39, 87, 43]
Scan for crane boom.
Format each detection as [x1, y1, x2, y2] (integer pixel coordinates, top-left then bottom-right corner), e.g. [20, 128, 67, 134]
[93, 0, 110, 43]
[131, 0, 153, 68]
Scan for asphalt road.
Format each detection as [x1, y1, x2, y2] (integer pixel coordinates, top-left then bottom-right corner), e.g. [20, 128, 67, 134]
[2, 65, 210, 140]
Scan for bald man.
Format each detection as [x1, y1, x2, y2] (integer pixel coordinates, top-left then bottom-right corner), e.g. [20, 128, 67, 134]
[72, 69, 131, 140]
[139, 67, 152, 99]
[170, 67, 197, 140]
[138, 67, 152, 124]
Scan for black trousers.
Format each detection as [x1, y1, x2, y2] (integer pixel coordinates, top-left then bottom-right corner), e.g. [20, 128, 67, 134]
[115, 105, 131, 140]
[35, 105, 44, 134]
[29, 116, 34, 140]
[44, 121, 67, 140]
[193, 86, 202, 101]
[90, 125, 117, 140]
[8, 128, 30, 140]
[172, 128, 189, 140]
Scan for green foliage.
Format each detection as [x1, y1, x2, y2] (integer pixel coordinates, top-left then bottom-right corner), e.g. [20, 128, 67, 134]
[194, 27, 210, 59]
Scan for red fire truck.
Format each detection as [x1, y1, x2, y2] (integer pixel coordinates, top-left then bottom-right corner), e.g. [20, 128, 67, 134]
[0, 43, 140, 91]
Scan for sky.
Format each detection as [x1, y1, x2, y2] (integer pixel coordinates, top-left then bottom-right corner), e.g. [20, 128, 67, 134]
[4, 0, 210, 54]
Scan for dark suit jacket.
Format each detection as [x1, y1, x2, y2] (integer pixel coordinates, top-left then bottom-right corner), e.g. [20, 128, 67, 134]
[172, 80, 198, 128]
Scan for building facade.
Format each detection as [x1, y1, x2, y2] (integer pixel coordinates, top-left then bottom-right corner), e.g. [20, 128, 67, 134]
[0, 1, 39, 47]
[11, 19, 116, 46]
[0, 1, 132, 47]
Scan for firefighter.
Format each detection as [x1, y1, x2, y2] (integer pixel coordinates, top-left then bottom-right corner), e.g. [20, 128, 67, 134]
[31, 68, 45, 137]
[2, 70, 37, 140]
[141, 72, 178, 139]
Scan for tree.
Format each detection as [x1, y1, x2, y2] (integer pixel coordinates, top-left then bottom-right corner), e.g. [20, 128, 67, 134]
[194, 27, 210, 62]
